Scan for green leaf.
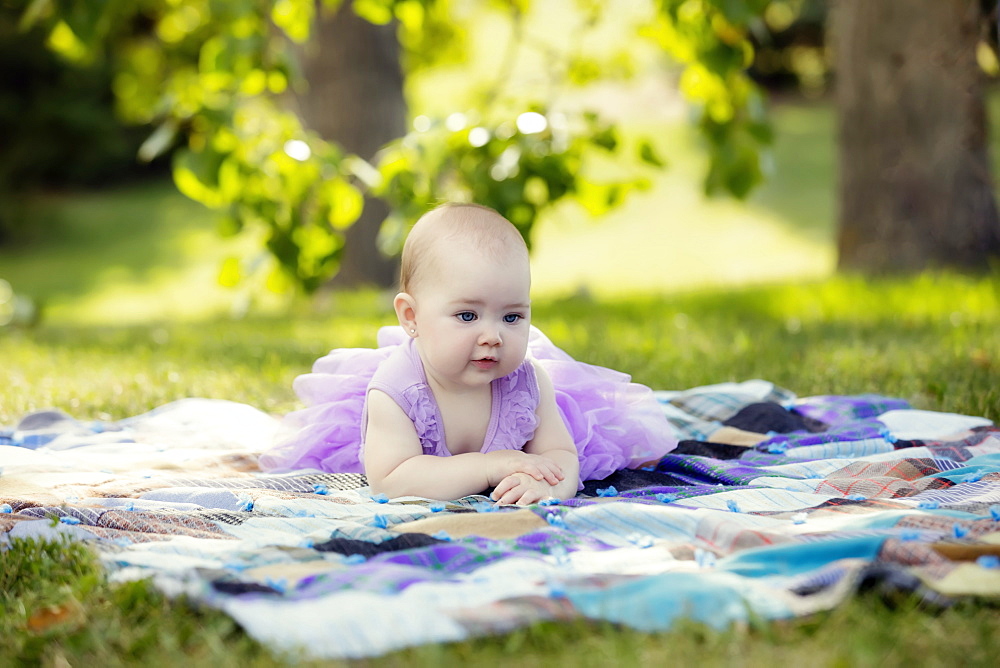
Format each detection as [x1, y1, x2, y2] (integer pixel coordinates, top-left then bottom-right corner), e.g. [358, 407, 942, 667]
[714, 0, 753, 26]
[217, 257, 242, 288]
[217, 212, 242, 237]
[172, 148, 228, 208]
[394, 0, 426, 33]
[45, 20, 89, 61]
[272, 0, 314, 43]
[266, 264, 295, 294]
[54, 0, 107, 47]
[567, 57, 602, 86]
[353, 0, 393, 25]
[293, 224, 342, 261]
[638, 140, 666, 168]
[325, 179, 364, 230]
[589, 126, 618, 151]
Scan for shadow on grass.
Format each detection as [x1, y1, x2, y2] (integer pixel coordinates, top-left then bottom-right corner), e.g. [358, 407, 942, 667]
[0, 180, 221, 304]
[747, 100, 836, 245]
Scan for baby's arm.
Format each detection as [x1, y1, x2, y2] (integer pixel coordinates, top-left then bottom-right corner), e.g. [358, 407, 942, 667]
[364, 390, 564, 500]
[493, 360, 580, 504]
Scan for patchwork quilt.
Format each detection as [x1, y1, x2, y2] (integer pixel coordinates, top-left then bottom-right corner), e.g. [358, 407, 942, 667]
[2, 380, 999, 659]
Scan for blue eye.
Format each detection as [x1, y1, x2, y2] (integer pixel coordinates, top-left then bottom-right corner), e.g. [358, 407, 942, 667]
[503, 313, 523, 324]
[457, 312, 476, 322]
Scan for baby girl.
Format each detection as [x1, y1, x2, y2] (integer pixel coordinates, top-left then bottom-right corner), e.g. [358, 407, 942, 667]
[260, 203, 677, 504]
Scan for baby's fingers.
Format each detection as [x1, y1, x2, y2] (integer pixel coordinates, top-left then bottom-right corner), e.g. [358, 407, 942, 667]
[500, 485, 551, 506]
[536, 458, 564, 484]
[515, 490, 549, 506]
[517, 460, 558, 483]
[490, 475, 520, 502]
[494, 483, 528, 505]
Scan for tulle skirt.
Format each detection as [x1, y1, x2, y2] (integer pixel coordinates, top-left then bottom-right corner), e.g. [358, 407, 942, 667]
[259, 326, 677, 481]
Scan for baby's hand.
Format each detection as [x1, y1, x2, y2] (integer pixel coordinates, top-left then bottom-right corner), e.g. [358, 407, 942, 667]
[491, 472, 555, 506]
[484, 451, 564, 487]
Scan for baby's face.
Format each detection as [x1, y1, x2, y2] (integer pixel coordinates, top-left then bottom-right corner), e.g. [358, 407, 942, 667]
[410, 240, 531, 392]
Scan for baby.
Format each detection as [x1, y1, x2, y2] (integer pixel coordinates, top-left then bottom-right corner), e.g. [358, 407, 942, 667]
[260, 203, 677, 504]
[365, 203, 579, 504]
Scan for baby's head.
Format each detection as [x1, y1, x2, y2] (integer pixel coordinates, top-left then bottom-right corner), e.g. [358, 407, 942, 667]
[395, 203, 532, 385]
[399, 203, 530, 297]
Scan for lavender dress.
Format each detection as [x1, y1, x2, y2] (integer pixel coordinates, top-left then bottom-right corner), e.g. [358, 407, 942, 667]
[258, 326, 677, 481]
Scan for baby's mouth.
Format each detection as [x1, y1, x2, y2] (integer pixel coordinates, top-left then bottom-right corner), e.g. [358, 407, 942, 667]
[472, 357, 499, 369]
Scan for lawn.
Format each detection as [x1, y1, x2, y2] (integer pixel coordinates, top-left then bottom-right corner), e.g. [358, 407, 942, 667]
[3, 272, 999, 665]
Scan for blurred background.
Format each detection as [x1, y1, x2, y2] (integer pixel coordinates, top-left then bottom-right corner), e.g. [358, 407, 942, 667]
[1, 0, 998, 326]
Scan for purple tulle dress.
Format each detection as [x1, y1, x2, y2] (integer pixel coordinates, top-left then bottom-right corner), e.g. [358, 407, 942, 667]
[258, 326, 677, 482]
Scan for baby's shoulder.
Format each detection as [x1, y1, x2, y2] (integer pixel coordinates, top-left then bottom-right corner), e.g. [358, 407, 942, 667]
[369, 339, 420, 386]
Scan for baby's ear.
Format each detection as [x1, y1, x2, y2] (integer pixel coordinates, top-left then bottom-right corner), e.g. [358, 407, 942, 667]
[393, 292, 418, 336]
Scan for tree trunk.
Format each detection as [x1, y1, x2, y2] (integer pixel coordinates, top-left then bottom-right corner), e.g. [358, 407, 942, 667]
[835, 0, 1000, 272]
[297, 2, 407, 288]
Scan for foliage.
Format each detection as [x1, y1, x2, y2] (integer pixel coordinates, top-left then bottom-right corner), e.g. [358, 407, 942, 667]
[369, 0, 672, 255]
[16, 0, 800, 293]
[18, 0, 355, 292]
[373, 108, 658, 256]
[0, 1, 157, 242]
[643, 0, 774, 197]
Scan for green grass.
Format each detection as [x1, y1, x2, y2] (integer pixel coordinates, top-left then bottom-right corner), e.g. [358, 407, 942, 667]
[4, 273, 997, 424]
[0, 180, 270, 324]
[1, 538, 275, 666]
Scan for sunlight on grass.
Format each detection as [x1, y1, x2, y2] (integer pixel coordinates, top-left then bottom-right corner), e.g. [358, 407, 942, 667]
[530, 174, 834, 298]
[528, 99, 837, 297]
[0, 182, 288, 325]
[749, 272, 1000, 324]
[55, 228, 267, 325]
[3, 274, 996, 425]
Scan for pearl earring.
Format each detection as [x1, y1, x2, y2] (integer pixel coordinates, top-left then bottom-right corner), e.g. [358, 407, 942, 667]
[410, 328, 416, 334]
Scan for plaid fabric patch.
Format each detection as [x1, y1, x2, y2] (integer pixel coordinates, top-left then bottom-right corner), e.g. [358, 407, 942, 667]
[758, 420, 889, 450]
[656, 380, 796, 423]
[825, 459, 948, 482]
[655, 454, 777, 486]
[658, 402, 724, 441]
[791, 394, 910, 428]
[813, 476, 952, 500]
[903, 480, 1000, 508]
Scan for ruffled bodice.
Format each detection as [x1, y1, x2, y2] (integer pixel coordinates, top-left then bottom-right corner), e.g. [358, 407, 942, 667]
[361, 334, 539, 458]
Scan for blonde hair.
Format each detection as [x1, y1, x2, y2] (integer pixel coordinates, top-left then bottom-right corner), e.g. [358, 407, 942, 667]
[400, 203, 528, 293]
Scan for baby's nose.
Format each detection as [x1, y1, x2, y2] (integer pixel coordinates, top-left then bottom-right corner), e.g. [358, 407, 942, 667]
[481, 326, 502, 346]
